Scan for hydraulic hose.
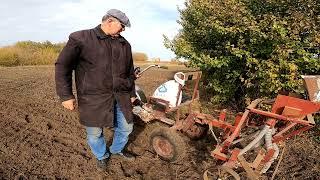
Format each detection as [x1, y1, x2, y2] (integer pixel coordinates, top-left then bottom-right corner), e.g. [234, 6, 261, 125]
[261, 127, 279, 173]
[232, 130, 260, 145]
[237, 125, 280, 174]
[239, 125, 270, 156]
[265, 127, 273, 149]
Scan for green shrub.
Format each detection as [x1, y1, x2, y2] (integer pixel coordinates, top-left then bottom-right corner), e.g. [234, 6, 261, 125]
[164, 0, 320, 107]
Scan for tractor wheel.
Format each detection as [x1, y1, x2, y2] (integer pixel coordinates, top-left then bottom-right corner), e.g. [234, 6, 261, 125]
[184, 124, 208, 139]
[150, 127, 186, 162]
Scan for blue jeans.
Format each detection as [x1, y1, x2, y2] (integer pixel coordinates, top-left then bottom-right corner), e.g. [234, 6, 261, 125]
[85, 102, 133, 160]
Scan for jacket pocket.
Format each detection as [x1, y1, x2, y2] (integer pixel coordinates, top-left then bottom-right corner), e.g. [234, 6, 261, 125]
[82, 70, 108, 94]
[75, 70, 86, 95]
[114, 77, 134, 92]
[80, 72, 87, 94]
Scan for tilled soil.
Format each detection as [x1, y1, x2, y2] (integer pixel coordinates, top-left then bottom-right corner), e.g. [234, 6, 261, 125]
[0, 66, 319, 180]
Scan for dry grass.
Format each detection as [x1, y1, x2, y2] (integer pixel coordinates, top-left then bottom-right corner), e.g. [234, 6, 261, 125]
[134, 61, 188, 68]
[0, 46, 21, 66]
[0, 41, 62, 66]
[132, 52, 148, 62]
[0, 41, 186, 67]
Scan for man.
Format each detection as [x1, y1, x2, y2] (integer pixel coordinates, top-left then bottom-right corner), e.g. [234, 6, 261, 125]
[55, 9, 136, 171]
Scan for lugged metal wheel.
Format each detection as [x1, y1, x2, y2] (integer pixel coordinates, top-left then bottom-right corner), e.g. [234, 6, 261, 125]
[150, 127, 186, 162]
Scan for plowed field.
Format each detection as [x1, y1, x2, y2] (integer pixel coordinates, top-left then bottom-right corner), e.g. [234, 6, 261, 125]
[0, 66, 319, 179]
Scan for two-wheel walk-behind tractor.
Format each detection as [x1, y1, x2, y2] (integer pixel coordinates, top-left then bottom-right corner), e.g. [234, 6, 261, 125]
[133, 65, 320, 179]
[133, 64, 205, 162]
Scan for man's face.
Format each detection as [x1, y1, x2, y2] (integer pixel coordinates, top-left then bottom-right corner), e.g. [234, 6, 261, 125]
[107, 17, 125, 36]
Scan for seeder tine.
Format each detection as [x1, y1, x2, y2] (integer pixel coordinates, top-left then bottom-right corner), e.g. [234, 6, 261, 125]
[306, 114, 315, 125]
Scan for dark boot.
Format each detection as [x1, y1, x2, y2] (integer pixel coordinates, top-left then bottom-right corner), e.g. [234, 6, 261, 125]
[112, 152, 135, 162]
[96, 157, 109, 171]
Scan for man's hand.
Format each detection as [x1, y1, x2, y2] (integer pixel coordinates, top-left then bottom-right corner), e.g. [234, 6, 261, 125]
[135, 72, 142, 79]
[131, 97, 137, 104]
[62, 99, 76, 110]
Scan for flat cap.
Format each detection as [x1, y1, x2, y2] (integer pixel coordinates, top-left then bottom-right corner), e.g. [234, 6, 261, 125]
[106, 9, 131, 27]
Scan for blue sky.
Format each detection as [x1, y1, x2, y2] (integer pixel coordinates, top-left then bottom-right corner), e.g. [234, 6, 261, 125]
[0, 0, 185, 60]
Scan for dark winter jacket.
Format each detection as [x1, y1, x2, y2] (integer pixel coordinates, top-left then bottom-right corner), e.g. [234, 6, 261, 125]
[55, 25, 136, 127]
